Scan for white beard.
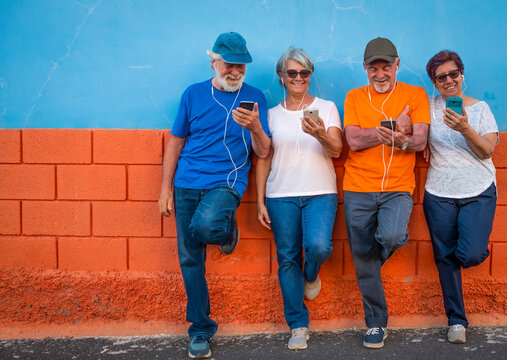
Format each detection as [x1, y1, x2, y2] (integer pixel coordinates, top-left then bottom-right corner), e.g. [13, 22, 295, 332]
[214, 64, 244, 92]
[373, 81, 390, 93]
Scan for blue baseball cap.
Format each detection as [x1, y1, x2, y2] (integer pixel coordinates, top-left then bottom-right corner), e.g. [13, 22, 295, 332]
[212, 32, 252, 64]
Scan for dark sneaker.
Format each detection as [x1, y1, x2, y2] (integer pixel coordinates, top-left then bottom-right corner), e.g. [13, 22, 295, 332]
[219, 216, 239, 255]
[448, 324, 466, 344]
[188, 335, 211, 358]
[363, 327, 387, 349]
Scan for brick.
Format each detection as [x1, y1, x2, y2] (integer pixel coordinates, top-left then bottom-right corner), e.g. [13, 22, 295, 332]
[93, 130, 163, 164]
[320, 240, 344, 277]
[491, 243, 507, 279]
[22, 201, 90, 236]
[0, 129, 21, 163]
[408, 205, 430, 241]
[331, 204, 347, 240]
[417, 167, 428, 206]
[335, 167, 344, 204]
[462, 245, 491, 279]
[58, 237, 127, 271]
[162, 216, 177, 238]
[491, 206, 507, 242]
[416, 241, 438, 280]
[241, 166, 257, 203]
[236, 202, 273, 240]
[332, 141, 349, 167]
[491, 133, 507, 168]
[0, 200, 20, 234]
[0, 236, 57, 269]
[22, 129, 91, 163]
[57, 165, 126, 200]
[93, 201, 161, 237]
[381, 241, 417, 281]
[129, 237, 179, 272]
[128, 165, 161, 201]
[496, 169, 507, 205]
[207, 238, 271, 274]
[0, 164, 55, 199]
[269, 239, 278, 274]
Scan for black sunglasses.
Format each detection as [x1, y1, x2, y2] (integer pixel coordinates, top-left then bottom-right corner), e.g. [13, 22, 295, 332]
[284, 69, 312, 78]
[434, 70, 460, 83]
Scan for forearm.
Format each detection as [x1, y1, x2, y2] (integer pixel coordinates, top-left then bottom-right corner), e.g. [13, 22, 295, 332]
[255, 149, 273, 204]
[251, 129, 271, 159]
[461, 126, 496, 159]
[345, 126, 381, 151]
[406, 123, 428, 152]
[315, 128, 343, 158]
[160, 135, 185, 193]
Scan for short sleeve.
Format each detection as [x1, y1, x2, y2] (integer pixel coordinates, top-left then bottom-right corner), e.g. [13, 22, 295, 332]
[479, 102, 499, 136]
[409, 87, 431, 125]
[326, 102, 341, 130]
[170, 90, 190, 138]
[343, 91, 359, 128]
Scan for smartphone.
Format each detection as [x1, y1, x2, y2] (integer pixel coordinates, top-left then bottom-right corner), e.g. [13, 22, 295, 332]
[380, 119, 396, 130]
[303, 108, 319, 124]
[446, 97, 463, 115]
[239, 101, 254, 111]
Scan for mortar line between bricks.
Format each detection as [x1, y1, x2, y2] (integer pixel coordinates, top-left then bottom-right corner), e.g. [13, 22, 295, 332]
[19, 129, 23, 164]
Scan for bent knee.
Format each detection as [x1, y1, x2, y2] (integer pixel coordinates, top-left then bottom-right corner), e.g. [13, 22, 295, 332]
[456, 250, 490, 268]
[307, 241, 333, 259]
[190, 221, 230, 245]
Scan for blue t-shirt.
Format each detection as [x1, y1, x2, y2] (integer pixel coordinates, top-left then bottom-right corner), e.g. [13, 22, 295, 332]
[171, 79, 270, 196]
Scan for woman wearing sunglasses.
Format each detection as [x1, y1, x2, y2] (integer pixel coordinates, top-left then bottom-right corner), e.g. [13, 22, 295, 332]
[256, 47, 342, 350]
[423, 50, 499, 344]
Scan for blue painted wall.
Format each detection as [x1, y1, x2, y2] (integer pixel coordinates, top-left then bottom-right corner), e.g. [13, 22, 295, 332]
[1, 0, 506, 129]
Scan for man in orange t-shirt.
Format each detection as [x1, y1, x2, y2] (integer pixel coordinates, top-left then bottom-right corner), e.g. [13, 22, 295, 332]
[343, 37, 430, 349]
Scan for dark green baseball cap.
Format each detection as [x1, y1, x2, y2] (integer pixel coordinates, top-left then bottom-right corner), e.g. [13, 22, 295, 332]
[364, 37, 398, 64]
[212, 32, 252, 64]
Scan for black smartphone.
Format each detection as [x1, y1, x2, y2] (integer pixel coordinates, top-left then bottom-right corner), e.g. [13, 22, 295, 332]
[380, 119, 396, 130]
[239, 101, 254, 111]
[446, 97, 463, 115]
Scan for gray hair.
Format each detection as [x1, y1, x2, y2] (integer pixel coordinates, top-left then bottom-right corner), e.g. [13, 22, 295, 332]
[276, 47, 314, 74]
[207, 50, 222, 61]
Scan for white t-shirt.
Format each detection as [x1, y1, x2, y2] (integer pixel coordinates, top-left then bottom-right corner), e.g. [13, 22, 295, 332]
[425, 95, 498, 198]
[266, 97, 341, 198]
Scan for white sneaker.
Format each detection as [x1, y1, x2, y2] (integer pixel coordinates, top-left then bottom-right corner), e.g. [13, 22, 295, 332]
[288, 327, 309, 350]
[448, 324, 466, 344]
[304, 276, 321, 300]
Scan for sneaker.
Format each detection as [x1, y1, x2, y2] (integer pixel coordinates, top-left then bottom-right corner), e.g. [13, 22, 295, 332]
[188, 335, 211, 358]
[448, 324, 466, 344]
[219, 216, 239, 255]
[304, 275, 322, 300]
[363, 327, 387, 349]
[288, 327, 309, 350]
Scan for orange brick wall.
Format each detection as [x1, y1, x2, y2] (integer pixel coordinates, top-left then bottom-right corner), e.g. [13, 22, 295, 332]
[0, 129, 506, 339]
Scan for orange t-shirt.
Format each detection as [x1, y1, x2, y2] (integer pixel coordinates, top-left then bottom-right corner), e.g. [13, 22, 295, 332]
[343, 82, 430, 194]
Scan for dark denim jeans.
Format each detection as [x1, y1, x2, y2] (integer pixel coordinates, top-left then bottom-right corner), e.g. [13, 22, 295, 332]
[266, 194, 337, 330]
[174, 185, 241, 338]
[344, 190, 413, 328]
[423, 182, 496, 328]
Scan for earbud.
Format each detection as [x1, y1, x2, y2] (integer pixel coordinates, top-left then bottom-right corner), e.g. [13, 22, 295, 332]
[281, 78, 284, 84]
[462, 74, 465, 81]
[396, 66, 399, 72]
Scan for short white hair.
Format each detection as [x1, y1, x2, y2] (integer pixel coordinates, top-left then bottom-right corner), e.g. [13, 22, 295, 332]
[207, 50, 222, 61]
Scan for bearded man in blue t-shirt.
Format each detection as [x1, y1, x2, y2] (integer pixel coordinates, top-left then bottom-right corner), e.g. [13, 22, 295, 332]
[158, 32, 271, 359]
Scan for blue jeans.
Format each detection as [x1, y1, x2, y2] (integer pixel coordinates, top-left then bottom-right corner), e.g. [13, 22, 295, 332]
[174, 185, 241, 338]
[344, 191, 413, 328]
[423, 183, 496, 328]
[266, 194, 338, 330]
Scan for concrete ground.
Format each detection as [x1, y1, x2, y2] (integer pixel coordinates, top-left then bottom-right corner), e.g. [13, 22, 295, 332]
[1, 326, 506, 360]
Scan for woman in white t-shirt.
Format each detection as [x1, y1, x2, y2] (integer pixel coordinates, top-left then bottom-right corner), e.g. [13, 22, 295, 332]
[423, 50, 499, 344]
[256, 47, 342, 350]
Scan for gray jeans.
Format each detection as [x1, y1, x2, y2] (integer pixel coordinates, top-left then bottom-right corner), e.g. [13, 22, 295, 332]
[344, 190, 413, 328]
